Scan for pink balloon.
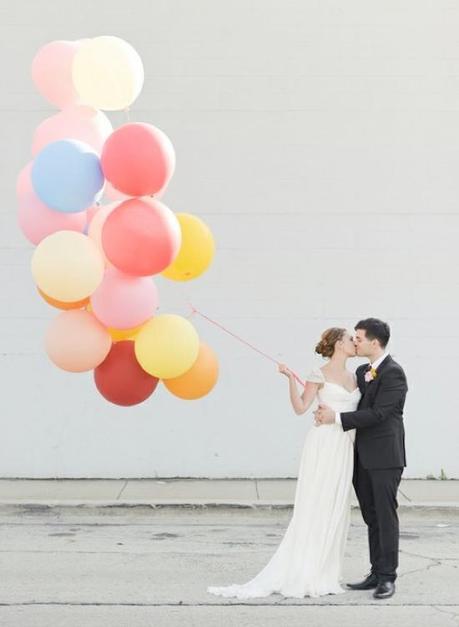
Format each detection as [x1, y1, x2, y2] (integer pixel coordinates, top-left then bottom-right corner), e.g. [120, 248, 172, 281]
[32, 106, 113, 156]
[45, 309, 112, 372]
[90, 267, 159, 329]
[16, 163, 30, 198]
[17, 163, 87, 245]
[31, 40, 82, 109]
[101, 198, 181, 276]
[101, 123, 175, 197]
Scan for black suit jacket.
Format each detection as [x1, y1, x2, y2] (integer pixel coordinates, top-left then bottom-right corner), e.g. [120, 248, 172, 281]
[340, 355, 408, 470]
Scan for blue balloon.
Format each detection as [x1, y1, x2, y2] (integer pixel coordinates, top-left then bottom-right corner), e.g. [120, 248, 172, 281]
[31, 139, 105, 213]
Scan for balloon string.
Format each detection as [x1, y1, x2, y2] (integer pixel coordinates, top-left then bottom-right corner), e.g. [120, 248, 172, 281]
[187, 304, 305, 387]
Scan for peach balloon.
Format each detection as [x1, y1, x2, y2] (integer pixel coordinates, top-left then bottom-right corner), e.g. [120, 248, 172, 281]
[45, 309, 112, 372]
[31, 231, 105, 302]
[85, 204, 100, 227]
[90, 267, 159, 329]
[17, 163, 87, 245]
[32, 106, 113, 156]
[88, 201, 118, 262]
[31, 40, 82, 109]
[162, 342, 219, 400]
[38, 287, 89, 310]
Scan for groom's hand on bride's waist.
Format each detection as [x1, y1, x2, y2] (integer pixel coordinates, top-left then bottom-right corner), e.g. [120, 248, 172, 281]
[314, 404, 335, 425]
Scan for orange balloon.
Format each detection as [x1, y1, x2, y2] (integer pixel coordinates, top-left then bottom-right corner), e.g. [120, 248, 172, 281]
[162, 342, 218, 400]
[38, 287, 89, 310]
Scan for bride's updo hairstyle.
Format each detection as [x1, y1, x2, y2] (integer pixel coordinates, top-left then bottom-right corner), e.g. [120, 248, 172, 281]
[315, 328, 346, 359]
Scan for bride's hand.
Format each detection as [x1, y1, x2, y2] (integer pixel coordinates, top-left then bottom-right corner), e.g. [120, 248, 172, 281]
[278, 363, 293, 378]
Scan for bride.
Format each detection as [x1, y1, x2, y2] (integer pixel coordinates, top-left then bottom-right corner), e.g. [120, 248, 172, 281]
[207, 327, 360, 599]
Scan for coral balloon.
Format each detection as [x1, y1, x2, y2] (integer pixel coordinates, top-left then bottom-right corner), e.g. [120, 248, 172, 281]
[161, 213, 215, 281]
[101, 123, 175, 196]
[16, 163, 87, 245]
[72, 36, 144, 111]
[32, 106, 113, 156]
[31, 231, 105, 302]
[38, 287, 89, 310]
[163, 342, 219, 399]
[102, 198, 181, 276]
[32, 139, 104, 213]
[31, 40, 82, 109]
[94, 341, 159, 406]
[45, 309, 111, 372]
[135, 314, 200, 379]
[90, 267, 159, 329]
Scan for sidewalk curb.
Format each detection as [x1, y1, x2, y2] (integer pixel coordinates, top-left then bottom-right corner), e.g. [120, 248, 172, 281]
[1, 500, 459, 511]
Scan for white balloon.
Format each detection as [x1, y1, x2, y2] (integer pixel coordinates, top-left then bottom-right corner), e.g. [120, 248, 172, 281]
[72, 36, 144, 111]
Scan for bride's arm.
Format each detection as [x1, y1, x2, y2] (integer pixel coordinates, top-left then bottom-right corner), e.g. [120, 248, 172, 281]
[278, 364, 320, 415]
[287, 376, 320, 415]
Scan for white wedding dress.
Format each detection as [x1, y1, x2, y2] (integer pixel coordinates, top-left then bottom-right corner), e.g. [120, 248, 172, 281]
[207, 367, 360, 599]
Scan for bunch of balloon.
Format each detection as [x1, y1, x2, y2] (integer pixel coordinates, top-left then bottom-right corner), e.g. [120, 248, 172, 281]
[17, 36, 219, 407]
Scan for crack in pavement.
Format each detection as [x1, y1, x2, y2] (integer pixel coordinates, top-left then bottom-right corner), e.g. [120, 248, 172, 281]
[433, 605, 459, 625]
[400, 548, 459, 562]
[398, 549, 443, 578]
[115, 481, 128, 501]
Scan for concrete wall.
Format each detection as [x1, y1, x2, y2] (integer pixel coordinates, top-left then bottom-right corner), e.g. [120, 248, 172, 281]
[1, 0, 458, 478]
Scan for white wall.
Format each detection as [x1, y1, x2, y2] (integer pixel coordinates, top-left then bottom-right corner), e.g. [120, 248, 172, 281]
[1, 0, 458, 478]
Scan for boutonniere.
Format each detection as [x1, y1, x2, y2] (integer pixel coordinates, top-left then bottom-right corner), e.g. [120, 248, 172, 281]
[364, 368, 377, 383]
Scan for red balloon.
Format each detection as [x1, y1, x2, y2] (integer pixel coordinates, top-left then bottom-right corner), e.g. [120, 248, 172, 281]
[101, 198, 181, 276]
[94, 341, 159, 406]
[101, 123, 175, 197]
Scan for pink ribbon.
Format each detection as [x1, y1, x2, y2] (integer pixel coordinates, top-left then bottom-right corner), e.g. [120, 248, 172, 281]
[187, 304, 305, 387]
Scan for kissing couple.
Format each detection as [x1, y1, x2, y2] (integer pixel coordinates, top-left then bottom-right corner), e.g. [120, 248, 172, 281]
[208, 317, 408, 600]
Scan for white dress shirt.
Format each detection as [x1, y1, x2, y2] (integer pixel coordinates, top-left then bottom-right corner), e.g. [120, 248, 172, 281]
[335, 352, 390, 426]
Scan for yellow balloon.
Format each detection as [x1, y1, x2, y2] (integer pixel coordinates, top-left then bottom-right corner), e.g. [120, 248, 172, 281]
[31, 231, 105, 302]
[161, 213, 215, 281]
[72, 36, 144, 111]
[135, 314, 199, 379]
[108, 324, 143, 342]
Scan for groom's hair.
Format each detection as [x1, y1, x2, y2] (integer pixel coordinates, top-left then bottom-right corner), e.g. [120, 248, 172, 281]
[355, 318, 390, 348]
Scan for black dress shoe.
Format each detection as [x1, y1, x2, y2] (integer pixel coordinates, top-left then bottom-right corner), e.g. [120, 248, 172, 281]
[347, 573, 379, 590]
[373, 581, 395, 599]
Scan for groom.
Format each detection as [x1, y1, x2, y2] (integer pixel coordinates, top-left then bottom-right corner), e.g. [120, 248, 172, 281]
[314, 318, 408, 599]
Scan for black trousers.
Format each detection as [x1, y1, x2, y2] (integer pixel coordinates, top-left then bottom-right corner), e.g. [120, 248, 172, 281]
[353, 451, 403, 582]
